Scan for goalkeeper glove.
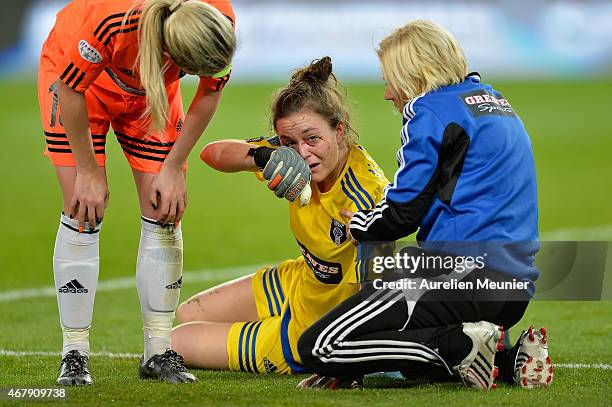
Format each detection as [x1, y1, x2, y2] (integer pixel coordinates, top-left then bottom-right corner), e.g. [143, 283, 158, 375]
[251, 146, 312, 206]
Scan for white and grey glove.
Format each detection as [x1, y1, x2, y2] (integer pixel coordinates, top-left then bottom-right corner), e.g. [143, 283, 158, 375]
[252, 146, 312, 206]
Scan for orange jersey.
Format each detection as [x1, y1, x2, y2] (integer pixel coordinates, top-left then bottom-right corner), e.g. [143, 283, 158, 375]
[40, 0, 235, 95]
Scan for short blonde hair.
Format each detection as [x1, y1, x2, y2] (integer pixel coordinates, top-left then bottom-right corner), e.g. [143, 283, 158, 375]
[378, 20, 467, 106]
[134, 0, 236, 132]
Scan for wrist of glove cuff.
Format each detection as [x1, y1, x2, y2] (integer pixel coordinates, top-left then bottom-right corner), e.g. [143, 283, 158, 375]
[251, 146, 275, 169]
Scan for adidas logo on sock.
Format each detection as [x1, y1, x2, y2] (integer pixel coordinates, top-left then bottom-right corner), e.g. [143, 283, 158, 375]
[58, 279, 89, 294]
[165, 277, 182, 290]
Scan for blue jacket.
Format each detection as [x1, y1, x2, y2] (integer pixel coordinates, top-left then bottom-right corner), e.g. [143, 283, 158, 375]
[350, 73, 539, 290]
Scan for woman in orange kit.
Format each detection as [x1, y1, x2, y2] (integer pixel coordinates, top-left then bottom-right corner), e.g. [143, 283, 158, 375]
[38, 0, 235, 385]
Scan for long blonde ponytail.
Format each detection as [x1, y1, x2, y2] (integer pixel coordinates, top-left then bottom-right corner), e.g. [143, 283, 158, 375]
[135, 0, 236, 132]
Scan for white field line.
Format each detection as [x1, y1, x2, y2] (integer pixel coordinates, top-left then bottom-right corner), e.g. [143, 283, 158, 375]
[0, 350, 610, 370]
[0, 263, 266, 303]
[2, 224, 611, 303]
[0, 350, 140, 359]
[556, 363, 612, 370]
[540, 224, 612, 241]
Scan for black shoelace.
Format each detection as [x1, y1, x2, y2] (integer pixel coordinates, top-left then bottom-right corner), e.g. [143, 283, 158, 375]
[62, 351, 88, 375]
[159, 349, 188, 372]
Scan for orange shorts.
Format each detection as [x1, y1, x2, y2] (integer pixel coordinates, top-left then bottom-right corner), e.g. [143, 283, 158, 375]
[38, 62, 185, 173]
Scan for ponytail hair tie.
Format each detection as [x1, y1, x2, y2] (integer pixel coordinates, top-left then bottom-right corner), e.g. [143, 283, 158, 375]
[211, 64, 232, 79]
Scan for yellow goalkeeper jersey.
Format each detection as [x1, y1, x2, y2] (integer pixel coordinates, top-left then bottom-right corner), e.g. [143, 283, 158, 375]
[248, 137, 388, 372]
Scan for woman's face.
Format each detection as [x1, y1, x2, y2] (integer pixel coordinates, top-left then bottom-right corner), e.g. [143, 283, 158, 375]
[276, 110, 347, 192]
[384, 83, 405, 112]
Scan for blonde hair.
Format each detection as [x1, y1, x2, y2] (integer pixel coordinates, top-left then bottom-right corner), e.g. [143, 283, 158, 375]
[378, 20, 467, 107]
[271, 56, 358, 148]
[132, 0, 236, 132]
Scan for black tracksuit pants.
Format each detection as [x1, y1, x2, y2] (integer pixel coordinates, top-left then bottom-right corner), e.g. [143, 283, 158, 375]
[298, 268, 529, 382]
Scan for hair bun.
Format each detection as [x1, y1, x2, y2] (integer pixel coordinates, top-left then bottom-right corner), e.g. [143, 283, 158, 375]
[271, 55, 356, 147]
[307, 56, 332, 81]
[292, 56, 333, 84]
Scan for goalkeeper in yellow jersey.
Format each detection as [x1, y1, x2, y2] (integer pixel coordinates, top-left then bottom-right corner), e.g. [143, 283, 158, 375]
[171, 57, 388, 378]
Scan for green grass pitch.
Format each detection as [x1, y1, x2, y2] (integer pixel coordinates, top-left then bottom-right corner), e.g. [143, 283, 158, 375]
[0, 79, 610, 405]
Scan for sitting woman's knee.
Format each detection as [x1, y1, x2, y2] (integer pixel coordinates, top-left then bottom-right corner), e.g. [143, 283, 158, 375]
[176, 299, 197, 323]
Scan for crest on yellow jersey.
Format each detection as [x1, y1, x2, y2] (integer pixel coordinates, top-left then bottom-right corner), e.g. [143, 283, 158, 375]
[330, 218, 348, 246]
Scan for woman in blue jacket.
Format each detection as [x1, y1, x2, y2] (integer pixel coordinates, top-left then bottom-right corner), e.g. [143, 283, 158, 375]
[297, 20, 552, 391]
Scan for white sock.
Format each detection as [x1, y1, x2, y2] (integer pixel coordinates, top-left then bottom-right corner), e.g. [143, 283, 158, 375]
[53, 213, 101, 357]
[63, 328, 90, 358]
[136, 217, 183, 361]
